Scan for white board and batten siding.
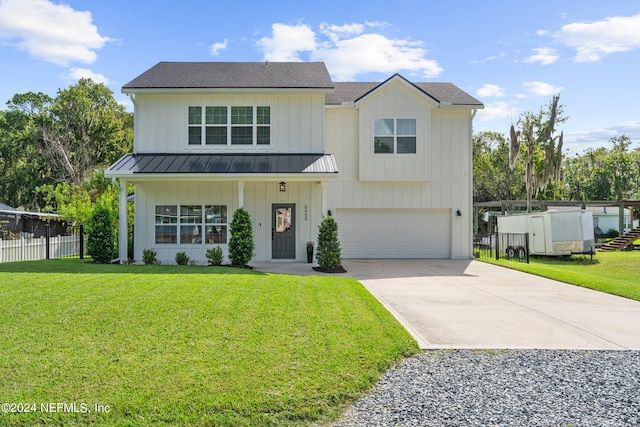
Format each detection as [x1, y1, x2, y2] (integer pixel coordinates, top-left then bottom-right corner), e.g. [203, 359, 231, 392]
[132, 93, 325, 153]
[134, 180, 323, 263]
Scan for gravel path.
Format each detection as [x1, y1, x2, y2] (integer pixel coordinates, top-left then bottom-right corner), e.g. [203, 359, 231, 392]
[332, 350, 640, 427]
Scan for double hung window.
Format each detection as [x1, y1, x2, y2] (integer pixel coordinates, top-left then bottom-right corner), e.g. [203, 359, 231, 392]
[188, 106, 270, 146]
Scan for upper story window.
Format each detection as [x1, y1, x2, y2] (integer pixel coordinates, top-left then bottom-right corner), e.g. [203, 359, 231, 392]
[374, 118, 416, 154]
[188, 106, 270, 146]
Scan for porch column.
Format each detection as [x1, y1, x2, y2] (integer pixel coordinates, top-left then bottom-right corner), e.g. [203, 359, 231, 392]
[320, 180, 327, 216]
[118, 179, 128, 263]
[238, 181, 245, 209]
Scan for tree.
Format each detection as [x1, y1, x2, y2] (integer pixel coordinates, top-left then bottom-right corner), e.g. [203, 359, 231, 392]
[228, 208, 255, 266]
[0, 82, 133, 209]
[473, 131, 526, 202]
[37, 79, 132, 185]
[561, 135, 639, 202]
[315, 215, 342, 270]
[509, 95, 567, 212]
[0, 93, 52, 208]
[37, 182, 93, 227]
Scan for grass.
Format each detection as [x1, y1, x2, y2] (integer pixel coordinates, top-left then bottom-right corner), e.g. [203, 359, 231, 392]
[0, 259, 419, 426]
[480, 251, 640, 301]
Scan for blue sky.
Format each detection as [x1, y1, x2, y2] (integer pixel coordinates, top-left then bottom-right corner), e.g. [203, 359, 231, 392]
[0, 0, 639, 155]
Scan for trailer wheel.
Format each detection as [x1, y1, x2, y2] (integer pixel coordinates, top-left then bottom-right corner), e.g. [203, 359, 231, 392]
[506, 246, 516, 258]
[515, 246, 526, 259]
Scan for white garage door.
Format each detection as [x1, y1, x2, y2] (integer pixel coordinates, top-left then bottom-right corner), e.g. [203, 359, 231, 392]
[336, 209, 451, 259]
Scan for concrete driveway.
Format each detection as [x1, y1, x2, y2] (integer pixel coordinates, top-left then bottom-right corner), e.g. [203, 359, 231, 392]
[254, 259, 640, 350]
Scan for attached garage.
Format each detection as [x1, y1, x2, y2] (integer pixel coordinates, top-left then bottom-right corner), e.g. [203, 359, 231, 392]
[335, 208, 452, 259]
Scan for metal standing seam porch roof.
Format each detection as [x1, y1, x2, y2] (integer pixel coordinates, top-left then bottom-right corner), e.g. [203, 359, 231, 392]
[105, 153, 339, 178]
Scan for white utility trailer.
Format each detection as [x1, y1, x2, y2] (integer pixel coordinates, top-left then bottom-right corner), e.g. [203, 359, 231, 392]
[497, 209, 595, 257]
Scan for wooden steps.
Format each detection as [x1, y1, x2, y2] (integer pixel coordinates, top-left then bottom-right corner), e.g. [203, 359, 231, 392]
[599, 226, 640, 251]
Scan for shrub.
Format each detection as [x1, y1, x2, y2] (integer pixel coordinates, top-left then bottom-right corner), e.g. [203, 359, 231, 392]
[228, 208, 255, 266]
[206, 246, 224, 266]
[606, 228, 620, 239]
[142, 249, 158, 265]
[316, 215, 342, 270]
[175, 251, 190, 265]
[87, 203, 117, 263]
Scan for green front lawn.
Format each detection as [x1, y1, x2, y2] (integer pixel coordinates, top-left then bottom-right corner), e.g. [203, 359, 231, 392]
[0, 260, 418, 426]
[480, 251, 640, 301]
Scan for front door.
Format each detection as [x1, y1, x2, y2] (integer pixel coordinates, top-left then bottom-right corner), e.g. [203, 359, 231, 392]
[272, 204, 295, 259]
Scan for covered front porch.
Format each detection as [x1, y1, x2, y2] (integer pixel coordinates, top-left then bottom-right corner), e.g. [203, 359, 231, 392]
[105, 153, 338, 264]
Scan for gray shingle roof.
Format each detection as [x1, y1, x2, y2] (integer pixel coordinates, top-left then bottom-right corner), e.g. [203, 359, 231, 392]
[123, 62, 334, 90]
[106, 153, 339, 176]
[326, 80, 483, 107]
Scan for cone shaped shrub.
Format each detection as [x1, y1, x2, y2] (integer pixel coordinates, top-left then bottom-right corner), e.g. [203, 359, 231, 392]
[316, 215, 342, 270]
[87, 203, 117, 263]
[228, 208, 255, 266]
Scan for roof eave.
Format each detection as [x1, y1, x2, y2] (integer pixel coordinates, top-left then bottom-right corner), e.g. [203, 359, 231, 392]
[122, 87, 335, 95]
[104, 172, 339, 181]
[438, 103, 485, 110]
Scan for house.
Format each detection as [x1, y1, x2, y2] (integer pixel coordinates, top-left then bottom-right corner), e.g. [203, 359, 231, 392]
[589, 205, 638, 235]
[105, 62, 483, 263]
[0, 202, 65, 238]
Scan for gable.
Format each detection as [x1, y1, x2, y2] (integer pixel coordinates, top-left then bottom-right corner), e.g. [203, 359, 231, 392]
[326, 75, 483, 108]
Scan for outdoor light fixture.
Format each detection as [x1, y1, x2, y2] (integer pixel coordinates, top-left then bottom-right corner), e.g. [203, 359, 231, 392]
[279, 181, 286, 192]
[456, 209, 462, 216]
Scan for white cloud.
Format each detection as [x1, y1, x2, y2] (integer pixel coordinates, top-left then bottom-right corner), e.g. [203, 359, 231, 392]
[210, 39, 228, 56]
[477, 84, 506, 98]
[66, 68, 109, 84]
[0, 0, 111, 66]
[522, 81, 563, 96]
[256, 23, 316, 61]
[556, 13, 640, 62]
[319, 22, 364, 43]
[475, 102, 515, 122]
[257, 22, 443, 80]
[524, 47, 559, 65]
[563, 122, 640, 153]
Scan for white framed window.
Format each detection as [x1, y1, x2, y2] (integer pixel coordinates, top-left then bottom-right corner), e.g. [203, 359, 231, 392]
[155, 204, 227, 244]
[188, 106, 270, 146]
[374, 118, 416, 154]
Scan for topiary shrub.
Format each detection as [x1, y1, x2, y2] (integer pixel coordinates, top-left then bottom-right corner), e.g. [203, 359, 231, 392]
[228, 208, 255, 266]
[206, 246, 224, 266]
[87, 202, 117, 263]
[175, 251, 190, 265]
[315, 215, 343, 271]
[142, 248, 158, 265]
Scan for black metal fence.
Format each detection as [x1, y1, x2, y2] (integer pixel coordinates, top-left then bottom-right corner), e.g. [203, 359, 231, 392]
[0, 225, 86, 263]
[474, 232, 530, 263]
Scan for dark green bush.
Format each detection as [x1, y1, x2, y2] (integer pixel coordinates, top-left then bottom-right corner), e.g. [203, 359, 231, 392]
[206, 246, 224, 266]
[175, 251, 190, 265]
[228, 208, 255, 266]
[316, 215, 342, 270]
[87, 203, 117, 263]
[142, 249, 158, 265]
[606, 228, 619, 239]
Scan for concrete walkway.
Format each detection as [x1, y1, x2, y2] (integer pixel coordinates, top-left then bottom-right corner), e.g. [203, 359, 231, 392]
[252, 259, 640, 350]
